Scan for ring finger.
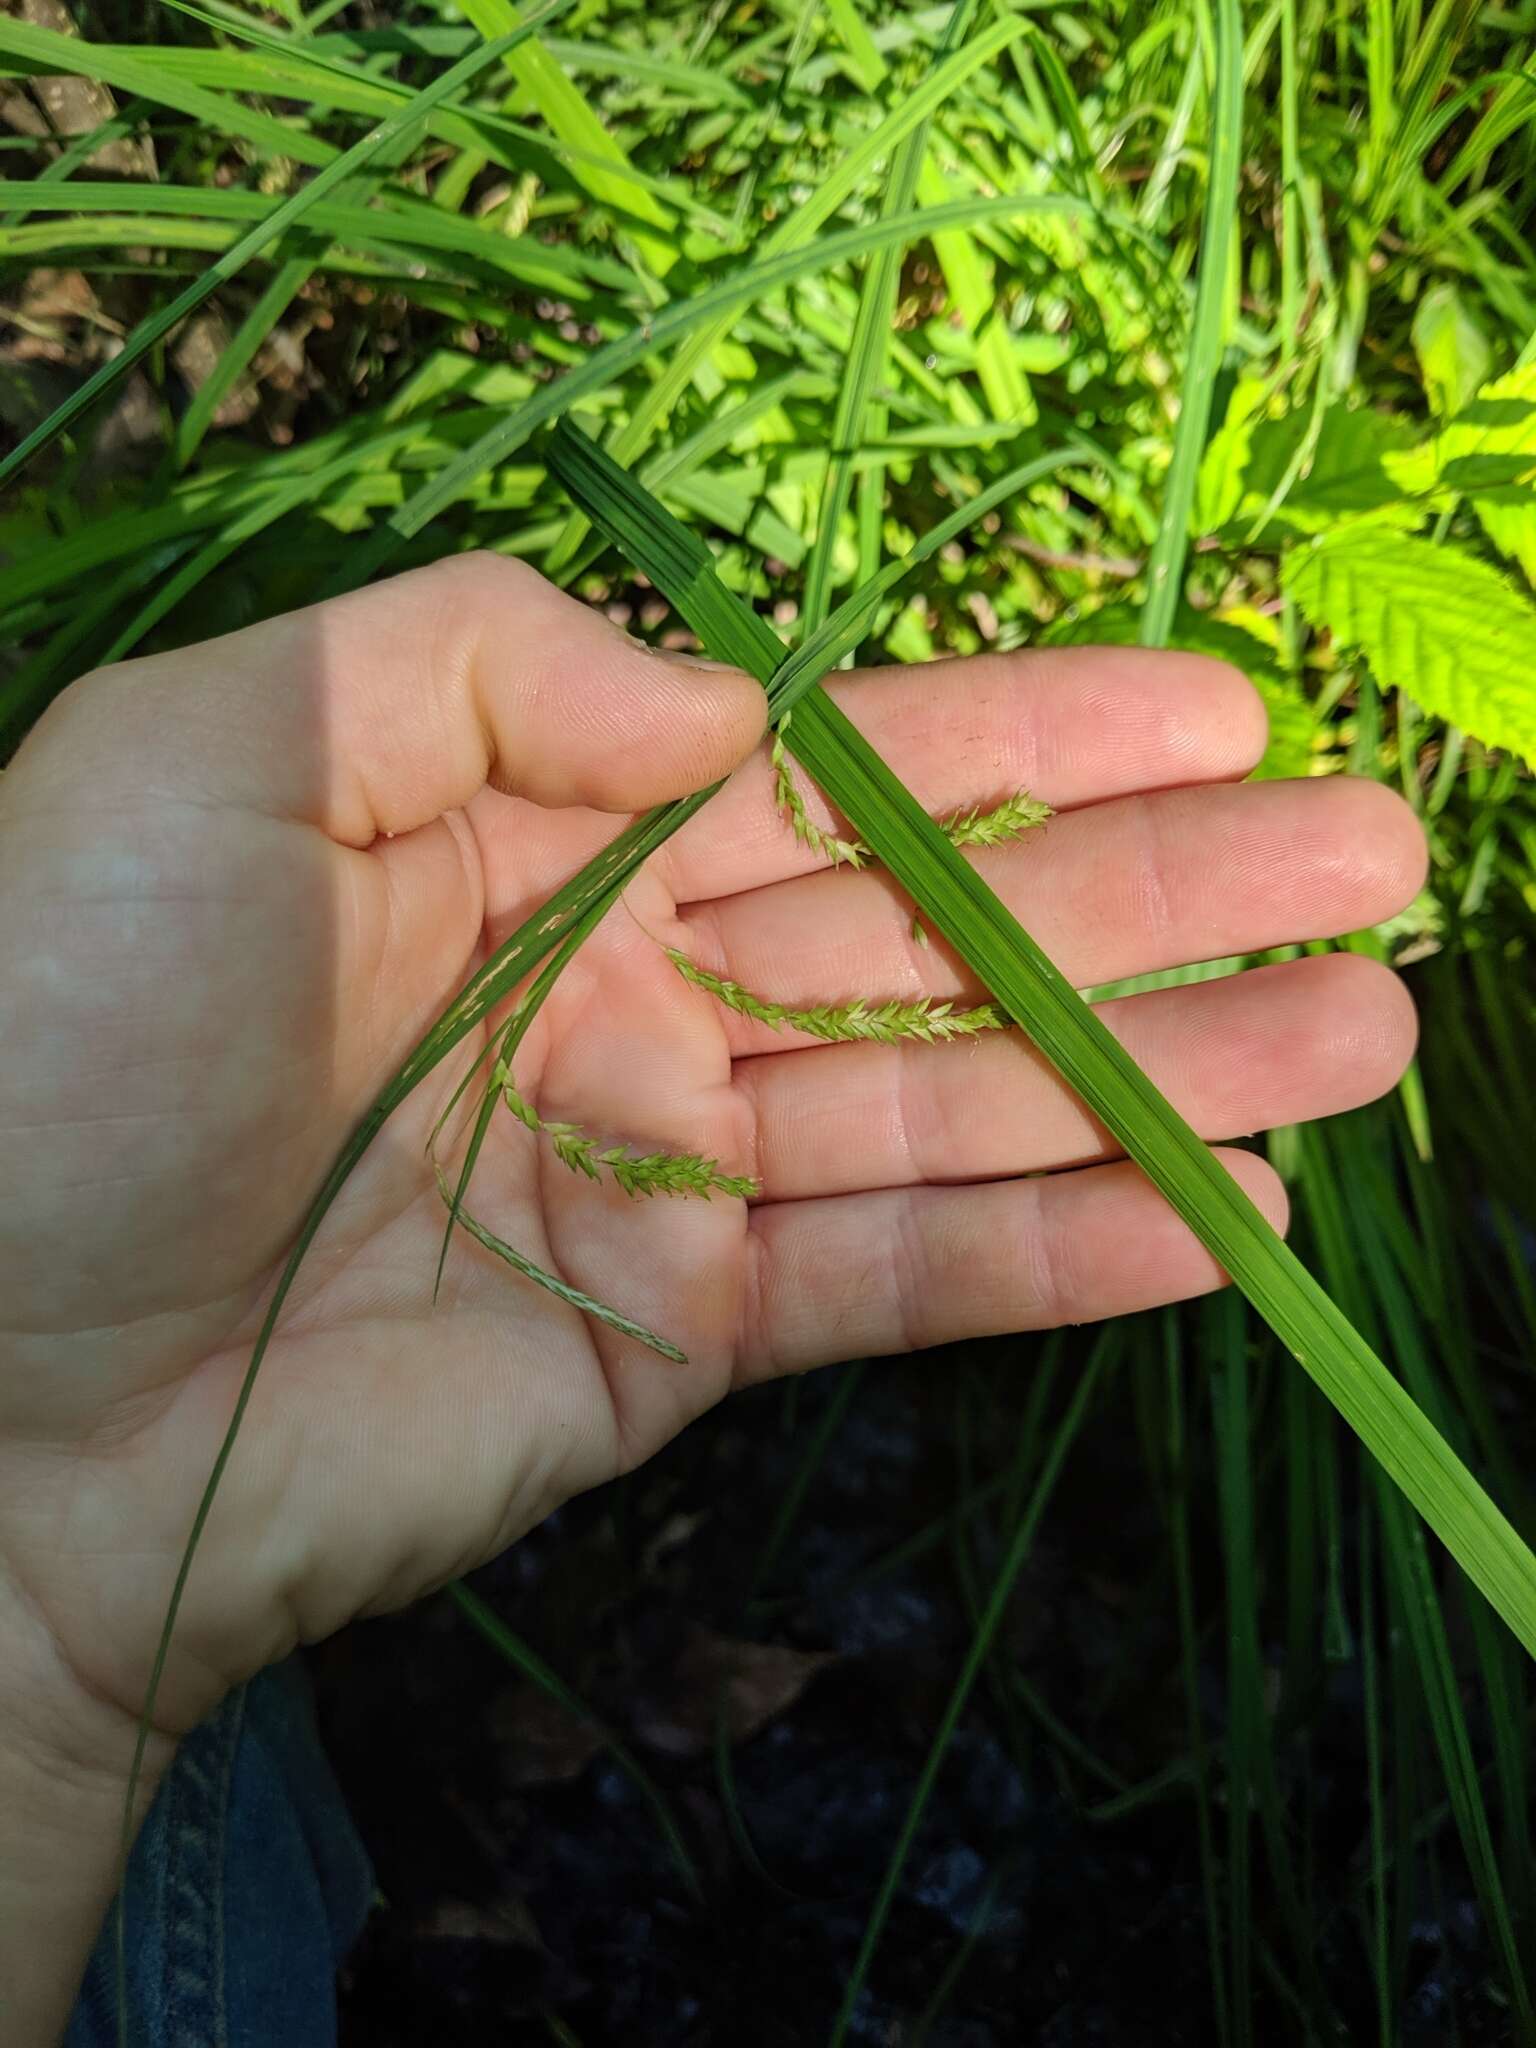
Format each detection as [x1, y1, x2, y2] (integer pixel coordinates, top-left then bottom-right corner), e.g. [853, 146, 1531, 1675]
[735, 952, 1417, 1201]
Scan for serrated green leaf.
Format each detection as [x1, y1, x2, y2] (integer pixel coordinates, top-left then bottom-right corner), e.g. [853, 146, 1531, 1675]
[1286, 527, 1536, 763]
[1207, 398, 1421, 537]
[1396, 366, 1536, 585]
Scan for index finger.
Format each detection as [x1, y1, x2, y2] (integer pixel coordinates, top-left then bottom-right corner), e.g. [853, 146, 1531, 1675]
[658, 645, 1268, 905]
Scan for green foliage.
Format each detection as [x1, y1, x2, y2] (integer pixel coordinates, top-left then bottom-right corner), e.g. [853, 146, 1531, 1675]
[1138, 0, 1242, 648]
[1287, 526, 1536, 764]
[1199, 387, 1422, 537]
[1393, 364, 1536, 585]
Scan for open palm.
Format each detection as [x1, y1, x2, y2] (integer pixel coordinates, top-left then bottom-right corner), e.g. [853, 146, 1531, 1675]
[0, 554, 1425, 1746]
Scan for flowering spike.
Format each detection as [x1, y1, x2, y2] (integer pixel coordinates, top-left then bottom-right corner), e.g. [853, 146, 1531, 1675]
[667, 950, 1008, 1045]
[497, 1064, 757, 1201]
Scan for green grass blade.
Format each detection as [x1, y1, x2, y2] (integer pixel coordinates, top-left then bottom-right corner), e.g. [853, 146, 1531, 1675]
[166, 255, 316, 471]
[1213, 1298, 1255, 2043]
[747, 1361, 865, 1602]
[1163, 1310, 1230, 2044]
[448, 1581, 701, 1895]
[114, 773, 726, 2020]
[0, 544, 196, 753]
[454, 0, 675, 270]
[0, 14, 566, 489]
[1278, 0, 1301, 361]
[0, 16, 337, 167]
[824, 0, 885, 94]
[0, 93, 151, 229]
[1295, 1119, 1534, 2019]
[549, 419, 1090, 709]
[146, 1, 731, 221]
[787, 692, 1536, 1654]
[1359, 1502, 1392, 2048]
[1139, 0, 1243, 645]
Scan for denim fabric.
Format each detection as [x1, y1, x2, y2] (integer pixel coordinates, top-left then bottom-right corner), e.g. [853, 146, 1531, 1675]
[67, 1658, 374, 2048]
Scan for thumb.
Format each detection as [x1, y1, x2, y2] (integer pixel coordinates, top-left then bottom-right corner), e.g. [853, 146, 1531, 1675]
[28, 553, 767, 845]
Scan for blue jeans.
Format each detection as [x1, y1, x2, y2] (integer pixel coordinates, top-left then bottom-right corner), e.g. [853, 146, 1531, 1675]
[67, 1659, 374, 2048]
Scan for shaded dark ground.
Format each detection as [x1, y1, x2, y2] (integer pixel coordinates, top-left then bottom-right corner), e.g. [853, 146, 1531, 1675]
[313, 1324, 1511, 2046]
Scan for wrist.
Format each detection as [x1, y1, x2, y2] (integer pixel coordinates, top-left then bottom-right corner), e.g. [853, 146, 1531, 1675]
[0, 1560, 175, 2047]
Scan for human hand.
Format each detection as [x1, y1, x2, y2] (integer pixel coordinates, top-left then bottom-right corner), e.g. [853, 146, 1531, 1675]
[0, 556, 1424, 2033]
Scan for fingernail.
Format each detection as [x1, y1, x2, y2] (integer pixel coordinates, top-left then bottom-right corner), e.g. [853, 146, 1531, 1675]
[650, 646, 743, 674]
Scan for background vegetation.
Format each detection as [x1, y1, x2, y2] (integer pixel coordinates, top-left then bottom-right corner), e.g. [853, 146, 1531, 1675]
[2, 0, 1535, 2038]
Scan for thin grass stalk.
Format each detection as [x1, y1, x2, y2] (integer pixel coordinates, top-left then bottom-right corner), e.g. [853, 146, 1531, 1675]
[1294, 1124, 1532, 2021]
[1213, 1302, 1255, 2045]
[537, 11, 1030, 576]
[1278, 0, 1301, 361]
[1164, 1310, 1230, 2046]
[711, 1685, 814, 1900]
[1359, 1504, 1393, 2048]
[1140, 0, 1243, 645]
[905, 1852, 1023, 2048]
[330, 196, 1086, 596]
[1210, 1289, 1326, 2022]
[790, 693, 1536, 1653]
[448, 1581, 702, 1899]
[112, 781, 721, 2040]
[746, 1361, 866, 1602]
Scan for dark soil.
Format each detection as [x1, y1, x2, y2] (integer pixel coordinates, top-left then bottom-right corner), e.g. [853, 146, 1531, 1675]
[313, 1332, 1510, 2047]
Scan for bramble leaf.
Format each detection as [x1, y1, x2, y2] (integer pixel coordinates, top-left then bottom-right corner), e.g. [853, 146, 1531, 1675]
[1286, 526, 1536, 763]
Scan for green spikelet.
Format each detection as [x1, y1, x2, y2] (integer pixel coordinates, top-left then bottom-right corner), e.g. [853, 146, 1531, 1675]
[770, 714, 1051, 867]
[496, 1064, 758, 1200]
[666, 951, 1009, 1044]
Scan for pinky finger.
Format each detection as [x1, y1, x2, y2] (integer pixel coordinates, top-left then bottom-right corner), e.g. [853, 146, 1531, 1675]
[734, 1149, 1288, 1387]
